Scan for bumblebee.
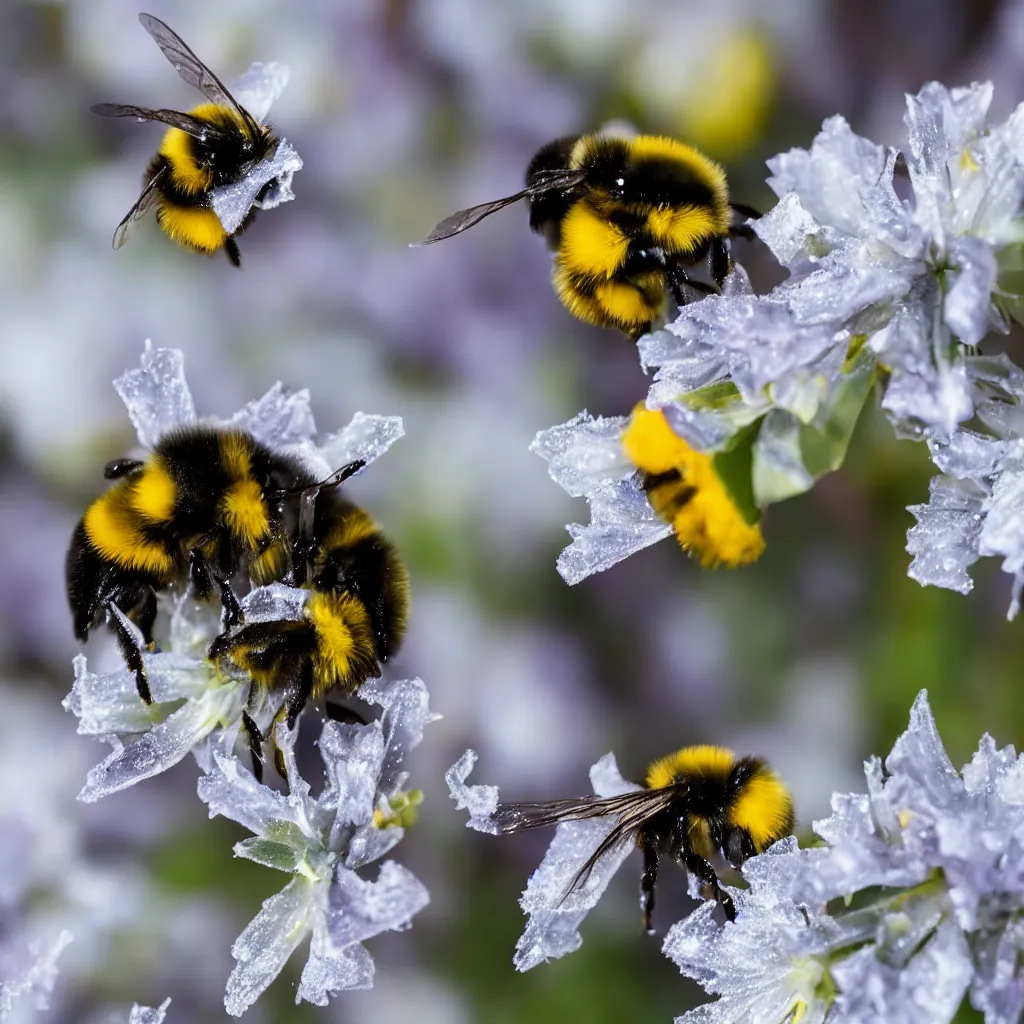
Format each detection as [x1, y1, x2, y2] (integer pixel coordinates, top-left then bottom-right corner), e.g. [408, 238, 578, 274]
[492, 745, 793, 928]
[418, 133, 758, 340]
[65, 427, 329, 703]
[209, 484, 410, 773]
[92, 14, 280, 266]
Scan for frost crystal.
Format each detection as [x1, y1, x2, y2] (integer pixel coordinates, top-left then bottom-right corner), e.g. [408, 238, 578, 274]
[198, 678, 434, 1016]
[447, 749, 641, 968]
[127, 999, 171, 1024]
[65, 345, 406, 795]
[667, 692, 1024, 1023]
[530, 412, 671, 584]
[0, 930, 72, 1020]
[208, 61, 303, 234]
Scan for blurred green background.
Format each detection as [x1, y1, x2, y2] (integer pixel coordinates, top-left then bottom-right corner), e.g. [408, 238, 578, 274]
[1, 0, 1023, 1020]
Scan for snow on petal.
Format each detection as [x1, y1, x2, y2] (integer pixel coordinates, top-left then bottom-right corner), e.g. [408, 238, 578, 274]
[210, 139, 303, 234]
[513, 753, 640, 971]
[446, 749, 501, 835]
[906, 475, 984, 595]
[231, 61, 290, 123]
[225, 876, 319, 1017]
[198, 752, 305, 839]
[0, 930, 73, 1019]
[113, 342, 197, 449]
[128, 998, 172, 1024]
[359, 676, 438, 795]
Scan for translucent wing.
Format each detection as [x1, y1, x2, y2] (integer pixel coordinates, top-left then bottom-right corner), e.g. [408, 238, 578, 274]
[112, 164, 167, 250]
[492, 786, 679, 902]
[414, 167, 588, 245]
[91, 103, 235, 144]
[138, 13, 260, 138]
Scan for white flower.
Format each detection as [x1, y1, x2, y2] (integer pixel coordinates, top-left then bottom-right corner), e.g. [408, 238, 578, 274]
[127, 999, 171, 1024]
[447, 749, 641, 969]
[529, 412, 670, 584]
[208, 61, 303, 234]
[198, 677, 435, 1016]
[64, 344, 405, 797]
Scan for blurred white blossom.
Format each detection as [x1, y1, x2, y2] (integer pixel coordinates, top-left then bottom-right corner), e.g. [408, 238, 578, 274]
[198, 677, 434, 1016]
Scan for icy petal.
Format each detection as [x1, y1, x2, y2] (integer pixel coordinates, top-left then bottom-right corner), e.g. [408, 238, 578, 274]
[753, 191, 825, 267]
[225, 876, 318, 1017]
[64, 654, 156, 736]
[316, 720, 385, 852]
[238, 582, 309, 624]
[220, 382, 318, 451]
[317, 413, 406, 475]
[885, 690, 963, 805]
[978, 450, 1024, 616]
[128, 999, 172, 1024]
[752, 409, 814, 505]
[970, 916, 1024, 1024]
[0, 930, 72, 1018]
[210, 139, 302, 234]
[198, 751, 305, 839]
[531, 411, 633, 498]
[829, 916, 971, 1024]
[945, 235, 998, 344]
[513, 754, 640, 971]
[906, 475, 984, 594]
[531, 412, 671, 584]
[446, 749, 500, 834]
[77, 691, 229, 802]
[359, 676, 438, 794]
[230, 61, 290, 123]
[927, 430, 1005, 480]
[324, 861, 428, 957]
[113, 343, 197, 449]
[297, 939, 373, 1006]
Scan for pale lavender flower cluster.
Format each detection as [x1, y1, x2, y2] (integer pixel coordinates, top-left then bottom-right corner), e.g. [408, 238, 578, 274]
[448, 693, 1024, 1023]
[534, 82, 1024, 608]
[60, 345, 432, 1016]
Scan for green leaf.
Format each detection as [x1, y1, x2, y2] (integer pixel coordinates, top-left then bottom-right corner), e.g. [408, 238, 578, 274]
[713, 420, 762, 524]
[234, 837, 304, 873]
[680, 379, 741, 411]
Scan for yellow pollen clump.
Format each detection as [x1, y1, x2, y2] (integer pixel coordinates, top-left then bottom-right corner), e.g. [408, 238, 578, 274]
[622, 404, 765, 568]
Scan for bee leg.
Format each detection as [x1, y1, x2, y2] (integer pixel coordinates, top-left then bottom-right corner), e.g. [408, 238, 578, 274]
[709, 237, 733, 290]
[241, 709, 265, 784]
[107, 602, 152, 704]
[640, 841, 660, 934]
[214, 576, 242, 629]
[224, 237, 241, 268]
[667, 269, 720, 308]
[103, 458, 145, 480]
[135, 587, 159, 647]
[188, 548, 215, 602]
[683, 849, 735, 922]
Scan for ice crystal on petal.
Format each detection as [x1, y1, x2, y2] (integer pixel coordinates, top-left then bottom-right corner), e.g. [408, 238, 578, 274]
[530, 412, 671, 584]
[209, 139, 303, 235]
[127, 999, 171, 1024]
[113, 341, 196, 448]
[201, 682, 432, 1015]
[446, 750, 641, 969]
[0, 930, 72, 1019]
[231, 61, 290, 124]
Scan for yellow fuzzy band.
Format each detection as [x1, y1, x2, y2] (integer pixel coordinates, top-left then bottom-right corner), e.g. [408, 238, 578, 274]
[622, 405, 765, 568]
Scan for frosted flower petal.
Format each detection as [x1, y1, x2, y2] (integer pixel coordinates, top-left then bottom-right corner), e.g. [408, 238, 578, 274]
[225, 876, 317, 1017]
[231, 61, 290, 123]
[531, 412, 671, 585]
[198, 751, 304, 839]
[113, 341, 196, 448]
[906, 475, 985, 594]
[210, 139, 303, 235]
[128, 999, 171, 1024]
[359, 676, 438, 794]
[0, 930, 72, 1019]
[514, 753, 640, 971]
[829, 917, 971, 1024]
[296, 861, 430, 1005]
[446, 750, 500, 834]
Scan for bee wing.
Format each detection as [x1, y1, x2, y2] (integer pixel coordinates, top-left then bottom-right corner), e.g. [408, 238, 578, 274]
[138, 13, 261, 138]
[414, 167, 588, 245]
[111, 163, 167, 250]
[490, 788, 658, 834]
[91, 103, 236, 144]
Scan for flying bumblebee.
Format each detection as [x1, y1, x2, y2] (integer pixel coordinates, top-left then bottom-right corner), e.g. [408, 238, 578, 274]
[209, 484, 410, 776]
[417, 133, 758, 340]
[65, 426, 343, 703]
[92, 13, 281, 266]
[491, 745, 794, 928]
